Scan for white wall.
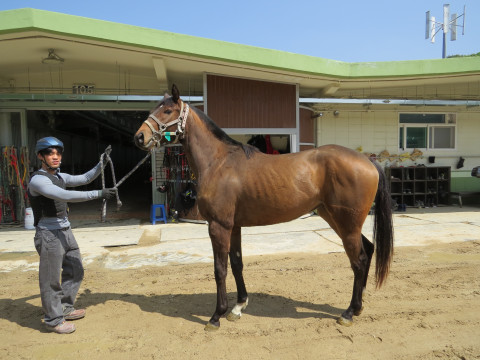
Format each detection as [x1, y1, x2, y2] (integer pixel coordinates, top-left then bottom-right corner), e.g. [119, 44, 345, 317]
[317, 109, 397, 153]
[316, 107, 480, 172]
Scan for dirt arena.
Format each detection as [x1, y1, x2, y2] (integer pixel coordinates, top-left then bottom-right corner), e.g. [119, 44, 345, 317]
[0, 239, 479, 360]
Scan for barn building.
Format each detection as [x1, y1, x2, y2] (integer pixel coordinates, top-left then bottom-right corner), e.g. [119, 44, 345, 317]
[1, 8, 479, 222]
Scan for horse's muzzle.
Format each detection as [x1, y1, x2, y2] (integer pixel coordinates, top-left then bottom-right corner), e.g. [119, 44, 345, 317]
[134, 132, 150, 151]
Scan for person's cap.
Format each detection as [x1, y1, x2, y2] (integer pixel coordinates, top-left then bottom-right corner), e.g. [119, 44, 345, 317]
[35, 137, 64, 154]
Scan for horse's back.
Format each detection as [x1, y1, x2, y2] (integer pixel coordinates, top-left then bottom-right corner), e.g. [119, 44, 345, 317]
[313, 144, 376, 168]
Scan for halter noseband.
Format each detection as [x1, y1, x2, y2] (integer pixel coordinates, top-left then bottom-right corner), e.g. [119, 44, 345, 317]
[143, 101, 190, 147]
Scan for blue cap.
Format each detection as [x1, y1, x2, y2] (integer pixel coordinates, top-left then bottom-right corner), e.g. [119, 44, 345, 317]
[35, 137, 64, 154]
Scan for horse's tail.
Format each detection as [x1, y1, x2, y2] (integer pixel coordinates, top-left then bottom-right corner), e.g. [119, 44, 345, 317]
[370, 159, 394, 288]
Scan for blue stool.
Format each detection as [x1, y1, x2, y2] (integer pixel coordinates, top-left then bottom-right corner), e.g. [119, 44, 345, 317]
[151, 204, 167, 225]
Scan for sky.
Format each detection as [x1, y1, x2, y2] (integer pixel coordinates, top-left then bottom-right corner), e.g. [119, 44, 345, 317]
[0, 0, 478, 63]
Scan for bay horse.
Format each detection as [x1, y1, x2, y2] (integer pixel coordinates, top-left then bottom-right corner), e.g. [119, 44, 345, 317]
[134, 85, 393, 331]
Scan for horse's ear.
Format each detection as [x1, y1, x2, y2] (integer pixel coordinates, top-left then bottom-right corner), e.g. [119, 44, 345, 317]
[172, 84, 180, 103]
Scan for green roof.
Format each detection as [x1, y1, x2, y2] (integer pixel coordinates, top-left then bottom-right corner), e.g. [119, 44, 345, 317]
[1, 8, 479, 79]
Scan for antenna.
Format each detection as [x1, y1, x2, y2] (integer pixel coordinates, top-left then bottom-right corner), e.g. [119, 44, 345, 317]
[425, 11, 430, 39]
[451, 13, 457, 41]
[431, 16, 436, 43]
[425, 4, 466, 58]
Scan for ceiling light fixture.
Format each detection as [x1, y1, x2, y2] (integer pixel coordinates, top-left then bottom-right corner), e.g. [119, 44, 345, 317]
[42, 48, 64, 64]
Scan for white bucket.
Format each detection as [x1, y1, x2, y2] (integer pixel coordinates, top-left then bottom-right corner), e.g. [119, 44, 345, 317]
[25, 207, 35, 230]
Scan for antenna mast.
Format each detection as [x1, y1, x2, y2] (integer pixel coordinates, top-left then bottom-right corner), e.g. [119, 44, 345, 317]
[425, 4, 466, 58]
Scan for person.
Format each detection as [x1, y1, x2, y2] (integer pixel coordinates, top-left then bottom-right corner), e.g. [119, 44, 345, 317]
[27, 136, 116, 334]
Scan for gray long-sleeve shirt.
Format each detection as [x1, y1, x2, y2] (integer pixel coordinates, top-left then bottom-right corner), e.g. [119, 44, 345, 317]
[28, 163, 103, 229]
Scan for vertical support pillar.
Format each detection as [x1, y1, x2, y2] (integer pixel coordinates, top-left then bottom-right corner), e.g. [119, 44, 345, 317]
[20, 110, 27, 146]
[0, 112, 12, 145]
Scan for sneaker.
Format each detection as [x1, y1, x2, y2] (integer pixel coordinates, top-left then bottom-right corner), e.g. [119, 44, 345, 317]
[65, 308, 86, 320]
[46, 321, 76, 334]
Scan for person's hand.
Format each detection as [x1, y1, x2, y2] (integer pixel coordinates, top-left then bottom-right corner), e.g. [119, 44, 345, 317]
[104, 145, 112, 156]
[99, 188, 116, 199]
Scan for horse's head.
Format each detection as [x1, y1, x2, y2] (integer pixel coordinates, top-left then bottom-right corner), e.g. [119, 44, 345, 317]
[134, 84, 189, 150]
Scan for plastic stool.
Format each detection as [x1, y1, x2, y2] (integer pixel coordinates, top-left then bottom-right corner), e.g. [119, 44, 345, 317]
[151, 204, 167, 225]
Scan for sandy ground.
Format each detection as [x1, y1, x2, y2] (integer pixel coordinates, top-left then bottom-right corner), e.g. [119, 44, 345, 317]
[0, 240, 479, 360]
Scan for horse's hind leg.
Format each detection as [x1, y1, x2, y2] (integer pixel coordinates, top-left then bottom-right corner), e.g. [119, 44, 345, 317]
[226, 226, 249, 322]
[361, 234, 374, 290]
[337, 233, 373, 326]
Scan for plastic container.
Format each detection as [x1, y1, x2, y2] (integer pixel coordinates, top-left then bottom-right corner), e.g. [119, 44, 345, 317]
[24, 207, 35, 230]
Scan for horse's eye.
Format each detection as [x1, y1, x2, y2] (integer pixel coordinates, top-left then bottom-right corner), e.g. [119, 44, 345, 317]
[164, 109, 172, 114]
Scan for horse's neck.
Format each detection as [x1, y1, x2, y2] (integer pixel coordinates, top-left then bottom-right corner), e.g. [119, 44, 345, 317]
[181, 113, 227, 179]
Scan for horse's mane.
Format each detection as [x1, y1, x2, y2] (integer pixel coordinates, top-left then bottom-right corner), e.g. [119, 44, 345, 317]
[190, 106, 259, 159]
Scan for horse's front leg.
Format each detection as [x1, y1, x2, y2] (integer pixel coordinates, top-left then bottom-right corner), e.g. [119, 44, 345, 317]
[227, 226, 248, 322]
[205, 222, 231, 331]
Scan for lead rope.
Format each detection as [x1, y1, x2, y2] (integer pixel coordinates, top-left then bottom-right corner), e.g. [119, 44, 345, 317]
[99, 152, 108, 222]
[99, 151, 120, 222]
[99, 149, 152, 222]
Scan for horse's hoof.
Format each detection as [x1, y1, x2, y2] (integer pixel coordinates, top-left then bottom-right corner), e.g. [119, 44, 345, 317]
[204, 322, 220, 332]
[337, 316, 354, 327]
[226, 300, 248, 322]
[226, 311, 241, 322]
[354, 306, 364, 316]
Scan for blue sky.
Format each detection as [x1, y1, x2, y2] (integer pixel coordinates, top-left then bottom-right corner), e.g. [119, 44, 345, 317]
[1, 0, 478, 62]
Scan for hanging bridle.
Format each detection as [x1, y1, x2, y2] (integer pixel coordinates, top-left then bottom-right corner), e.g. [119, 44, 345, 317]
[143, 101, 190, 147]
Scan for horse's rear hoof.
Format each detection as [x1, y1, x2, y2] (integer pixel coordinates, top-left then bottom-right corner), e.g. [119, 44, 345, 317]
[337, 316, 353, 327]
[204, 322, 220, 332]
[226, 300, 248, 322]
[226, 311, 241, 322]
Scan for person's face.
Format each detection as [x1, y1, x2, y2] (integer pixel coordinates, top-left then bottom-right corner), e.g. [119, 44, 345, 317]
[38, 148, 62, 170]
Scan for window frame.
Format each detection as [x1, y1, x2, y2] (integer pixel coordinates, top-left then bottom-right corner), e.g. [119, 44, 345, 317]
[398, 113, 457, 151]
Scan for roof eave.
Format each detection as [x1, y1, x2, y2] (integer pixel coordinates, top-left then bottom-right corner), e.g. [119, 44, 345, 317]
[0, 8, 479, 80]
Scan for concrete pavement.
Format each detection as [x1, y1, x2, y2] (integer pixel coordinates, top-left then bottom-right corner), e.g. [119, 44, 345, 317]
[0, 206, 479, 272]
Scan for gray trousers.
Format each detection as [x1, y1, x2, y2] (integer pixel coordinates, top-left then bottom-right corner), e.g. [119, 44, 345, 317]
[34, 227, 84, 326]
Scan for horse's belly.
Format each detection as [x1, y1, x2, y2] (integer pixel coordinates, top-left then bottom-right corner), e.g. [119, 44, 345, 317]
[234, 195, 318, 227]
[234, 168, 320, 226]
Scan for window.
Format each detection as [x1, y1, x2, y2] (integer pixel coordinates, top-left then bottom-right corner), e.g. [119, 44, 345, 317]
[429, 126, 455, 148]
[399, 113, 456, 150]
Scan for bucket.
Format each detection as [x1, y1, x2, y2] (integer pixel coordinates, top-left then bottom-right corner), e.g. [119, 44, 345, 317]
[25, 207, 35, 230]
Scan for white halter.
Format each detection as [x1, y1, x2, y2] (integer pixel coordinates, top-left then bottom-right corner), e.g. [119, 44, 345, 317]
[143, 101, 190, 147]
